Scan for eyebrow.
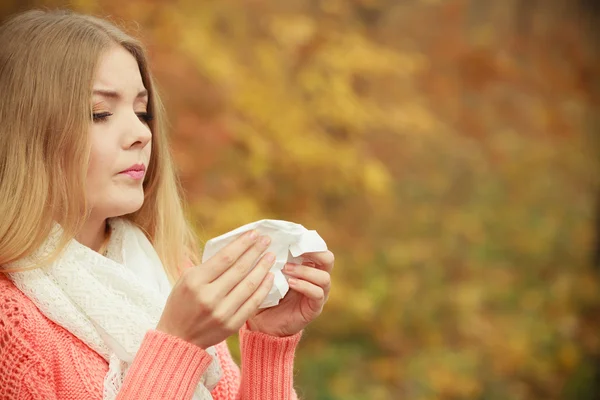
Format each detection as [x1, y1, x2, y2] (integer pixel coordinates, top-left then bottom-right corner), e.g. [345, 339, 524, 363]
[92, 88, 148, 100]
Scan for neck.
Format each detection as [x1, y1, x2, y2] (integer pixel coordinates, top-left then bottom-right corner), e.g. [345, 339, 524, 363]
[76, 217, 108, 253]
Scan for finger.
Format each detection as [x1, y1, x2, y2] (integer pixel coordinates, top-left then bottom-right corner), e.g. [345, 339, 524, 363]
[299, 251, 335, 272]
[198, 230, 260, 282]
[288, 278, 326, 314]
[229, 271, 275, 328]
[283, 263, 331, 293]
[213, 235, 272, 295]
[219, 252, 276, 313]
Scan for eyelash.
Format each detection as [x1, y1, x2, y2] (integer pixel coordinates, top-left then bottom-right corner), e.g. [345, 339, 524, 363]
[92, 112, 154, 123]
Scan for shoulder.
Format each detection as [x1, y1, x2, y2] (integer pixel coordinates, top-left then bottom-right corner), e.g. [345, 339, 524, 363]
[0, 273, 66, 360]
[0, 274, 106, 361]
[0, 275, 97, 360]
[0, 274, 44, 336]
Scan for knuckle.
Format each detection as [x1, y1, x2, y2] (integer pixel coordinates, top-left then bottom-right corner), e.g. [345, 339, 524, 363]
[316, 290, 325, 301]
[195, 292, 216, 311]
[262, 253, 276, 268]
[210, 309, 228, 327]
[226, 322, 239, 333]
[220, 319, 237, 333]
[322, 274, 331, 288]
[245, 278, 259, 293]
[179, 274, 199, 295]
[252, 296, 263, 310]
[233, 260, 250, 276]
[180, 267, 193, 280]
[219, 253, 235, 267]
[325, 251, 335, 265]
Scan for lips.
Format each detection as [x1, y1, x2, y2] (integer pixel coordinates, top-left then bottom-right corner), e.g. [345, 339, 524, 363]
[119, 163, 146, 180]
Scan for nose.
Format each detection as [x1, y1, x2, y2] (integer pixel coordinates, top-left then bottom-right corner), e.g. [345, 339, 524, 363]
[123, 112, 152, 150]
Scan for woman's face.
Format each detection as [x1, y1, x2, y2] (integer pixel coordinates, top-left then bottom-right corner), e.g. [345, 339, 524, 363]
[86, 45, 152, 220]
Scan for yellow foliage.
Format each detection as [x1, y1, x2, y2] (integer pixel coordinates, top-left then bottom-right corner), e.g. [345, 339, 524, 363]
[4, 0, 598, 399]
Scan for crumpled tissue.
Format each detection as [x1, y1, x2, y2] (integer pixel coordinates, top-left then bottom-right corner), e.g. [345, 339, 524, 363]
[201, 219, 328, 308]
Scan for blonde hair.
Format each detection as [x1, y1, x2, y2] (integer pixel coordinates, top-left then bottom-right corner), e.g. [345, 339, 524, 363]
[0, 9, 199, 281]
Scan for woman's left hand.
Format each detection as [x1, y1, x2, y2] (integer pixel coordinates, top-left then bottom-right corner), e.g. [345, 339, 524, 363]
[246, 250, 334, 337]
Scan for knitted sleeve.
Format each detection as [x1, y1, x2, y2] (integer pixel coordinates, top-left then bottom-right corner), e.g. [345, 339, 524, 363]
[0, 300, 212, 400]
[115, 330, 216, 399]
[0, 325, 215, 400]
[1, 288, 301, 400]
[210, 324, 302, 400]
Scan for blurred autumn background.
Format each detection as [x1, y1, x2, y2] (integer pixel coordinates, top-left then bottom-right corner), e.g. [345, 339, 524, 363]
[2, 0, 600, 398]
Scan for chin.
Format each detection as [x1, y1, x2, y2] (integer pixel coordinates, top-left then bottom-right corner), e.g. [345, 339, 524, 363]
[107, 192, 146, 218]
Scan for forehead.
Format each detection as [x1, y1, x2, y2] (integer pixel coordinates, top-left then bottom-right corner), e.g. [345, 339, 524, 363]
[93, 45, 145, 92]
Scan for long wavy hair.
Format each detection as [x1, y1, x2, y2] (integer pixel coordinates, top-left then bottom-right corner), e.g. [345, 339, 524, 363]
[0, 9, 199, 281]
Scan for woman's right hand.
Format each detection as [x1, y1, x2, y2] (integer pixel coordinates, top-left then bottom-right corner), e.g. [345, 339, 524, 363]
[156, 230, 275, 349]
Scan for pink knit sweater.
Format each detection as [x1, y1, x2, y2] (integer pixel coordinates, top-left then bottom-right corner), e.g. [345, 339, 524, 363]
[0, 274, 301, 399]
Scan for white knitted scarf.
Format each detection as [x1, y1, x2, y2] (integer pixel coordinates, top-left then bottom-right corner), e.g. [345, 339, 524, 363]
[7, 218, 222, 399]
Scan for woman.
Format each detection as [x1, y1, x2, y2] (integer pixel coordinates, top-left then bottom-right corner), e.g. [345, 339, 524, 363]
[0, 9, 334, 400]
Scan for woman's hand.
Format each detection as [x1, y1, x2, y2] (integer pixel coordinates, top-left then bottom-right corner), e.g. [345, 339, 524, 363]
[246, 250, 334, 337]
[156, 230, 276, 349]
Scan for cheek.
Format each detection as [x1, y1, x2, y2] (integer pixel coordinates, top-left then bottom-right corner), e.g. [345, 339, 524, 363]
[145, 141, 152, 168]
[86, 138, 114, 186]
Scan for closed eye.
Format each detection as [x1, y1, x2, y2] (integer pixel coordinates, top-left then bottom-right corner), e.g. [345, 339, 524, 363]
[91, 112, 154, 124]
[136, 112, 154, 123]
[92, 112, 112, 123]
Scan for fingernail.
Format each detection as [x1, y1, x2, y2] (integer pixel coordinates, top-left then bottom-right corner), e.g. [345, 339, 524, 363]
[264, 252, 275, 263]
[248, 230, 258, 240]
[284, 263, 297, 271]
[261, 236, 271, 246]
[288, 278, 298, 286]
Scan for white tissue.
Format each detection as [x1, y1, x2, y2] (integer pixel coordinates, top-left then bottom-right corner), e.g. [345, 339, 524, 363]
[201, 219, 328, 308]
